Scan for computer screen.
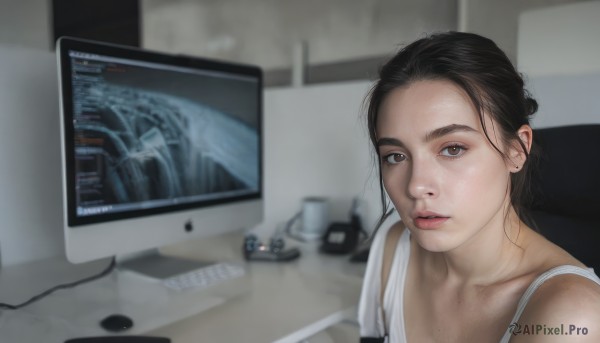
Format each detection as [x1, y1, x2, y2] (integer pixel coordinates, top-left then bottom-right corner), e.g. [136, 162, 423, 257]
[57, 37, 263, 270]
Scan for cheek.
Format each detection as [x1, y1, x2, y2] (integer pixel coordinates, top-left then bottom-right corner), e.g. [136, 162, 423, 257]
[445, 157, 510, 202]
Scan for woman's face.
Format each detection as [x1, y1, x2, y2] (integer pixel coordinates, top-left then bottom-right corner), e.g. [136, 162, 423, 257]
[376, 79, 517, 252]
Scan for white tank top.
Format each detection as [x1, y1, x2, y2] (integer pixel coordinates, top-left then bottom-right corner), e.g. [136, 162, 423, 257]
[358, 226, 600, 343]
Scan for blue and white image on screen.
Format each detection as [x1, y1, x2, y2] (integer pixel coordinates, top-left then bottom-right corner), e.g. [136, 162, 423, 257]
[70, 55, 259, 217]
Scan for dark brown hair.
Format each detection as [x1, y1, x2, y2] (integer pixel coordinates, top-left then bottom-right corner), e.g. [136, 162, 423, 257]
[366, 31, 538, 232]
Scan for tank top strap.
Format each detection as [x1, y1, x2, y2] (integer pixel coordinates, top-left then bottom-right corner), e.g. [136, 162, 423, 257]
[498, 265, 600, 343]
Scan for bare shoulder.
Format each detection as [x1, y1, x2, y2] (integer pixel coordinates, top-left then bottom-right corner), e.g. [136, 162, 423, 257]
[524, 228, 585, 268]
[511, 271, 600, 342]
[380, 220, 406, 260]
[380, 220, 406, 294]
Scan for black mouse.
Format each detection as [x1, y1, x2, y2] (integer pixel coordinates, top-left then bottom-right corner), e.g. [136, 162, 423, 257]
[100, 314, 134, 332]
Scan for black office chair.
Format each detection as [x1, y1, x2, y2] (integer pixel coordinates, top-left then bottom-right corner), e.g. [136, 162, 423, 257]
[528, 124, 600, 276]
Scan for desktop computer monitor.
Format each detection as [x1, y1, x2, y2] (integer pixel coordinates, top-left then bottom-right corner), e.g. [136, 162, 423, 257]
[56, 37, 263, 277]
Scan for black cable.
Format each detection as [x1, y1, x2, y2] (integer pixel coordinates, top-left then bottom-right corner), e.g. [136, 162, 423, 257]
[0, 257, 116, 310]
[283, 211, 309, 242]
[284, 211, 370, 243]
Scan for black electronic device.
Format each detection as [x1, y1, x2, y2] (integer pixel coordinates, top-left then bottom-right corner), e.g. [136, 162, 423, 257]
[321, 199, 366, 254]
[349, 246, 370, 263]
[243, 234, 301, 262]
[52, 0, 140, 48]
[56, 36, 264, 277]
[321, 221, 360, 254]
[65, 336, 170, 343]
[100, 314, 134, 332]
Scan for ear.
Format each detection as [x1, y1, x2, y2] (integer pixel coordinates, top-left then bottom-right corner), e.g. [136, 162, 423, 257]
[508, 124, 533, 173]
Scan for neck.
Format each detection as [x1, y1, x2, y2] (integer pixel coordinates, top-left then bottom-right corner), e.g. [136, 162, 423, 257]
[430, 207, 527, 286]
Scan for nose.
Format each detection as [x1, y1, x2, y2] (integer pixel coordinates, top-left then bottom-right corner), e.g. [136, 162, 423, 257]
[407, 158, 438, 199]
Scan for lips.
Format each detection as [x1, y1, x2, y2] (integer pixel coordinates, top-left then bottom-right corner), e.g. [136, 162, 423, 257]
[412, 211, 449, 230]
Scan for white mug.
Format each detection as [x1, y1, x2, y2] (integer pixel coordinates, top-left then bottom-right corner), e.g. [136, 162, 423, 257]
[300, 197, 329, 240]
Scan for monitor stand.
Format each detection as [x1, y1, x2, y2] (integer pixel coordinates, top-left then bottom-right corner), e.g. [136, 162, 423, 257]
[116, 248, 212, 280]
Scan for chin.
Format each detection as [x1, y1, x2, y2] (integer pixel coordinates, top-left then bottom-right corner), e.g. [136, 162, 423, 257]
[409, 228, 462, 253]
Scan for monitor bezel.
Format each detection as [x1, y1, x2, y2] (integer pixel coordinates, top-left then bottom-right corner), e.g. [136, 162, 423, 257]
[57, 36, 263, 228]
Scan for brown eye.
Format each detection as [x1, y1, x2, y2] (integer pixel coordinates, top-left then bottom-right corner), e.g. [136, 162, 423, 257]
[441, 145, 466, 157]
[383, 153, 406, 164]
[448, 146, 461, 155]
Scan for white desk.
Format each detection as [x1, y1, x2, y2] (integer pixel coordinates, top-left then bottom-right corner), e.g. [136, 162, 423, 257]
[0, 232, 365, 343]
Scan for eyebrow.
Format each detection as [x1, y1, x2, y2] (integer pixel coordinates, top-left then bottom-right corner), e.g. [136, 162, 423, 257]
[376, 124, 478, 148]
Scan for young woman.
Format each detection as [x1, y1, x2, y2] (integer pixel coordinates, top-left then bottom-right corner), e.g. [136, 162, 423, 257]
[358, 31, 600, 343]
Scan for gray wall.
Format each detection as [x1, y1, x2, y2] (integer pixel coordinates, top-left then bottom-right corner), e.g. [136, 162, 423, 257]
[142, 0, 457, 70]
[0, 0, 52, 50]
[461, 0, 581, 64]
[0, 44, 63, 266]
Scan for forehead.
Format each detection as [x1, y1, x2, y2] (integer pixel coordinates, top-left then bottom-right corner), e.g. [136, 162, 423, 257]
[376, 79, 482, 137]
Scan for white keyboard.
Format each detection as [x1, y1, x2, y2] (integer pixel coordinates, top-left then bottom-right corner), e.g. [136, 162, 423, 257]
[162, 262, 246, 291]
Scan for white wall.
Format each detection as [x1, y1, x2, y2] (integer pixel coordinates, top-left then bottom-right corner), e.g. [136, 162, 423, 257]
[0, 44, 64, 266]
[517, 1, 600, 128]
[256, 81, 383, 237]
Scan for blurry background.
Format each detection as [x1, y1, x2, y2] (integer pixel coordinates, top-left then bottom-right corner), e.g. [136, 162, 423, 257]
[0, 0, 598, 265]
